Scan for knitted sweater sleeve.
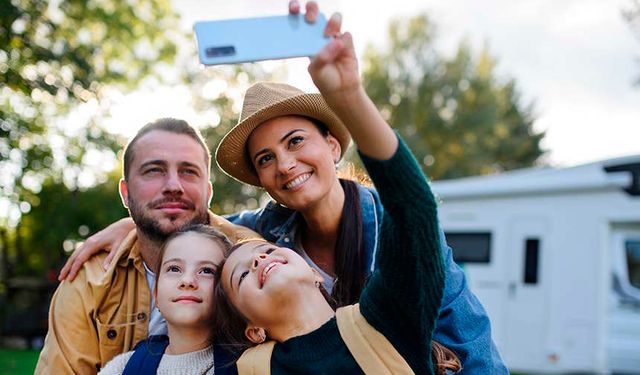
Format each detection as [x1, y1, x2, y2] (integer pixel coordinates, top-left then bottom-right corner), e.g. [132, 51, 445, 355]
[98, 350, 133, 375]
[357, 134, 445, 374]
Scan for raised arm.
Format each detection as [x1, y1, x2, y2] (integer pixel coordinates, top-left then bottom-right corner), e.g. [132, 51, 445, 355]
[311, 12, 507, 373]
[308, 15, 397, 160]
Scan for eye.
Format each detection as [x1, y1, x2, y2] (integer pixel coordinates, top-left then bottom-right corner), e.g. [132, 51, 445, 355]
[144, 167, 163, 175]
[265, 248, 275, 255]
[182, 168, 198, 176]
[288, 135, 304, 148]
[256, 154, 274, 167]
[200, 267, 215, 275]
[166, 265, 180, 273]
[238, 270, 249, 285]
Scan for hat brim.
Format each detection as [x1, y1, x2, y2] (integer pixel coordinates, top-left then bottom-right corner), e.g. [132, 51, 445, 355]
[215, 93, 351, 187]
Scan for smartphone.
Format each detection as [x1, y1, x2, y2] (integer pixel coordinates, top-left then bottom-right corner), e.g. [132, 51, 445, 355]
[193, 13, 329, 66]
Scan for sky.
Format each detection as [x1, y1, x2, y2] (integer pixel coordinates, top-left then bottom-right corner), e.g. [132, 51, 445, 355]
[105, 0, 640, 168]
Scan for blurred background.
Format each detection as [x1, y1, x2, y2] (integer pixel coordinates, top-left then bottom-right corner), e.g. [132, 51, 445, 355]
[1, 0, 639, 373]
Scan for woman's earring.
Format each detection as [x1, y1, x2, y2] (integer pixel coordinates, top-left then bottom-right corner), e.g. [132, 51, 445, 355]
[315, 280, 321, 288]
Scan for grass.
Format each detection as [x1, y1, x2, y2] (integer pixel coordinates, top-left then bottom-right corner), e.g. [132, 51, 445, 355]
[0, 349, 39, 375]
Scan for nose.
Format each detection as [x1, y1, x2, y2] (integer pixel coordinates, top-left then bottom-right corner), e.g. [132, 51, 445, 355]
[179, 273, 197, 289]
[251, 253, 268, 270]
[163, 170, 184, 195]
[276, 153, 296, 175]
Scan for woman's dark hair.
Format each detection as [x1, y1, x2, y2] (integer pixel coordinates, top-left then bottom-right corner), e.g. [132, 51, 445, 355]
[331, 178, 365, 307]
[303, 117, 366, 308]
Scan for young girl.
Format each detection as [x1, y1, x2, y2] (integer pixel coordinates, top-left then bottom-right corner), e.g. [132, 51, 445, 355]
[210, 13, 460, 374]
[98, 225, 237, 375]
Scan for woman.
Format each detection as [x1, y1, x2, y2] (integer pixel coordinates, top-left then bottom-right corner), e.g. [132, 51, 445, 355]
[59, 6, 505, 372]
[212, 20, 453, 373]
[99, 225, 236, 374]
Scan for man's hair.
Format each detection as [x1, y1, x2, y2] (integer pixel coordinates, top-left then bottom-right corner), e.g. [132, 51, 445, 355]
[122, 118, 211, 181]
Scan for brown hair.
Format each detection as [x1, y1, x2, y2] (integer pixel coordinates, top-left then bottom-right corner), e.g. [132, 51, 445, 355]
[123, 118, 211, 181]
[213, 256, 254, 352]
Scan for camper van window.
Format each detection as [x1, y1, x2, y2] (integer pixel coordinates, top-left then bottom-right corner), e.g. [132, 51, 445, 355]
[445, 232, 491, 264]
[626, 240, 640, 290]
[524, 238, 540, 285]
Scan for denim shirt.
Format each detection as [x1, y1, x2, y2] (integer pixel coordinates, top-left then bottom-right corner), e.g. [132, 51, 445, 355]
[225, 184, 508, 374]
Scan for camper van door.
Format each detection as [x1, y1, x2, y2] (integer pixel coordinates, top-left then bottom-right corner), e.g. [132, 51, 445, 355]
[504, 217, 549, 370]
[609, 227, 640, 373]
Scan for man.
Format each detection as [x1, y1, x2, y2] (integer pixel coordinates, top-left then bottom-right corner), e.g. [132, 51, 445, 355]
[35, 118, 257, 374]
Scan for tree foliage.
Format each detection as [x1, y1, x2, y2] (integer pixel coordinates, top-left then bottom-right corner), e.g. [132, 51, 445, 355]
[0, 0, 181, 304]
[360, 15, 545, 180]
[17, 171, 127, 277]
[0, 0, 180, 226]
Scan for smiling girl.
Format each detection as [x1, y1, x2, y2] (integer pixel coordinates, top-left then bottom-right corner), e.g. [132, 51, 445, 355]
[98, 225, 235, 375]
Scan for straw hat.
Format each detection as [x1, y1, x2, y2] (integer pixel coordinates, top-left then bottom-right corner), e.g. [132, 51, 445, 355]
[215, 82, 351, 186]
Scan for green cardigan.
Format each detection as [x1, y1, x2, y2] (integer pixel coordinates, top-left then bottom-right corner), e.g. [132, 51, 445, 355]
[269, 136, 445, 374]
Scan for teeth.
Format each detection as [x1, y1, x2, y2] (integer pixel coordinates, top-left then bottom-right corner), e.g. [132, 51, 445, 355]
[285, 173, 311, 190]
[261, 262, 280, 286]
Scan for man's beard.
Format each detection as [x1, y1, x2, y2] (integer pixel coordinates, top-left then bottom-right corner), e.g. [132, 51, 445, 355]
[127, 195, 209, 244]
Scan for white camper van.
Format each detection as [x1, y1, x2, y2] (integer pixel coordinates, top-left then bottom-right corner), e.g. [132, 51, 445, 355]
[432, 155, 640, 374]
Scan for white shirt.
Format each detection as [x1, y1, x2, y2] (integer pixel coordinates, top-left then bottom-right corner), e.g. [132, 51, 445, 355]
[143, 261, 168, 336]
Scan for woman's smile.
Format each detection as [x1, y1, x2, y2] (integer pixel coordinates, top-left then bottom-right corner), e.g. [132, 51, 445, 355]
[283, 172, 312, 190]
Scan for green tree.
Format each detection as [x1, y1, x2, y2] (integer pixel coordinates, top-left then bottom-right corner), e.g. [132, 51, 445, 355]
[0, 0, 180, 291]
[18, 171, 126, 277]
[1, 0, 180, 213]
[361, 15, 544, 180]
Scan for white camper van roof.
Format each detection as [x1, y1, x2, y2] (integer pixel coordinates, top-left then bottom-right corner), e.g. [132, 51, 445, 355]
[432, 154, 640, 199]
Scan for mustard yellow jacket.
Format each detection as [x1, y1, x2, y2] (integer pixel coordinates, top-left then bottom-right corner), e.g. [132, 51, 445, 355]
[35, 213, 259, 374]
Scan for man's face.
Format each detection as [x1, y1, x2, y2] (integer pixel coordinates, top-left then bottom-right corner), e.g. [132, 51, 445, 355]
[119, 130, 212, 242]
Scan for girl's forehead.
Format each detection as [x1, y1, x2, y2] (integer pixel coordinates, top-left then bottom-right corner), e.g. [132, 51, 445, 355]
[164, 233, 225, 259]
[234, 240, 270, 257]
[224, 240, 269, 268]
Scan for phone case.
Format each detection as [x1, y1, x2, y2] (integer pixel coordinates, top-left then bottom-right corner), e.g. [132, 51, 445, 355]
[194, 13, 329, 66]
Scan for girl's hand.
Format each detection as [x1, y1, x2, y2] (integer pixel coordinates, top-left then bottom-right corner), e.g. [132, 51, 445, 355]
[58, 217, 135, 281]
